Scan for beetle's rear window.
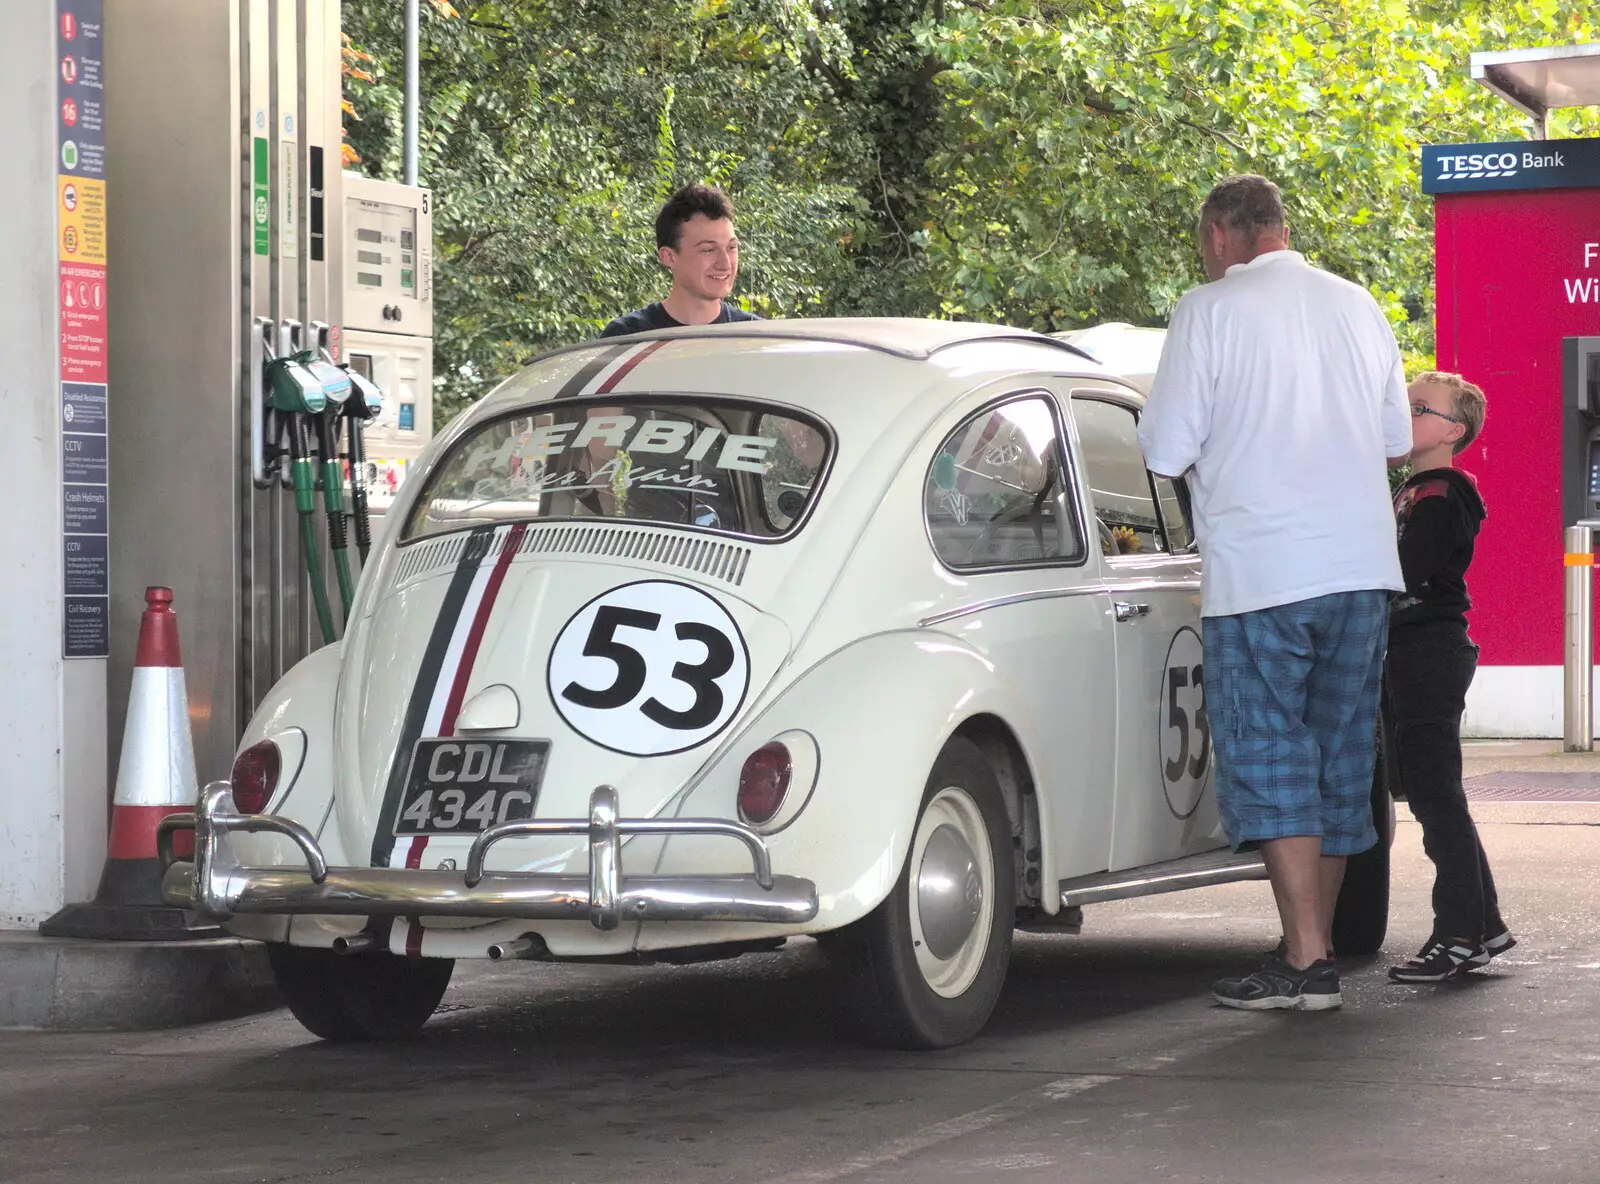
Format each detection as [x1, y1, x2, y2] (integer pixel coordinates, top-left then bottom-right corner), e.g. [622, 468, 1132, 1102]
[402, 398, 831, 543]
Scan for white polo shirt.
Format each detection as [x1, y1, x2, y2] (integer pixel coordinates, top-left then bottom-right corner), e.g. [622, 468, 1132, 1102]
[1137, 250, 1410, 618]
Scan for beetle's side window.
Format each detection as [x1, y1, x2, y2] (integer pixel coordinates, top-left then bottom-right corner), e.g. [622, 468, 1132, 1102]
[924, 396, 1082, 568]
[1150, 473, 1195, 552]
[1071, 397, 1167, 558]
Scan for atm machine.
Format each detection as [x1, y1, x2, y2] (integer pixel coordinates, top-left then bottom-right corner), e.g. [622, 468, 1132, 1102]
[104, 0, 432, 783]
[1565, 337, 1600, 527]
[339, 173, 434, 514]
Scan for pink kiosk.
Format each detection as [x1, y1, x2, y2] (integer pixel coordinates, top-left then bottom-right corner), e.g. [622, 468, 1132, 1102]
[1424, 45, 1600, 737]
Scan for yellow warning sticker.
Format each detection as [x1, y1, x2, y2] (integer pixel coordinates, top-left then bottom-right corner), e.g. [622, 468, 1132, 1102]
[58, 175, 107, 265]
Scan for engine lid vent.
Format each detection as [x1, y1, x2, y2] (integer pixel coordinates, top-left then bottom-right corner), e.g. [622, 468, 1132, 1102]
[389, 524, 752, 591]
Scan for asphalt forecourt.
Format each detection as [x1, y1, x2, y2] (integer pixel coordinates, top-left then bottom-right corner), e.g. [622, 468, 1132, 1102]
[2, 799, 1596, 1184]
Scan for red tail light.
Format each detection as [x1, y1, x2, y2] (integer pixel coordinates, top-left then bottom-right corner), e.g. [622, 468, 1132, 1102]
[231, 740, 282, 814]
[737, 742, 792, 826]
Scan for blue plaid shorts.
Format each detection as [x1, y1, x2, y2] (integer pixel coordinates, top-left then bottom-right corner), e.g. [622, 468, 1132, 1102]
[1202, 591, 1389, 857]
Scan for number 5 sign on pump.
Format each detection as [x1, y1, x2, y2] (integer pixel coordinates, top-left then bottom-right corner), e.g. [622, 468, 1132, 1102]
[547, 581, 751, 756]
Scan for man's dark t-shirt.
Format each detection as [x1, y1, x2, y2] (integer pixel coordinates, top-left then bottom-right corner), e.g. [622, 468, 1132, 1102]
[600, 301, 760, 338]
[1391, 467, 1487, 631]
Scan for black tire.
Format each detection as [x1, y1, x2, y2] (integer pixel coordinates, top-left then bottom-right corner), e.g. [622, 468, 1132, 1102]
[266, 943, 454, 1042]
[1332, 710, 1395, 957]
[826, 737, 1014, 1049]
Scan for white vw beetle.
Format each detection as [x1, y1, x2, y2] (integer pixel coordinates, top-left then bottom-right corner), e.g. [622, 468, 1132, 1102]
[162, 319, 1389, 1048]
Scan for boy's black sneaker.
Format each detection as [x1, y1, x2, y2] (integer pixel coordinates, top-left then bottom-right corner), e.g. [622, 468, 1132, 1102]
[1388, 936, 1488, 983]
[1467, 927, 1517, 968]
[1213, 956, 1342, 1011]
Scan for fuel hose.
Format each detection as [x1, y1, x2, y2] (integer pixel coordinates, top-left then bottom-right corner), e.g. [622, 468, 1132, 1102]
[346, 411, 374, 564]
[315, 411, 357, 620]
[289, 416, 338, 645]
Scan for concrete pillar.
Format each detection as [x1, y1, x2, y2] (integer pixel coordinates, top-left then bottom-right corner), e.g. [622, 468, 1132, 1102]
[0, 0, 109, 928]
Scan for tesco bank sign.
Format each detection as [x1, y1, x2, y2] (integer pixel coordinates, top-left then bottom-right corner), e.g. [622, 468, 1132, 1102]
[1423, 137, 1600, 194]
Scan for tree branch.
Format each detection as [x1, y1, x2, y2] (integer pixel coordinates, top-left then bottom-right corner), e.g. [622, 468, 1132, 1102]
[915, 52, 947, 87]
[1178, 118, 1249, 154]
[803, 39, 854, 100]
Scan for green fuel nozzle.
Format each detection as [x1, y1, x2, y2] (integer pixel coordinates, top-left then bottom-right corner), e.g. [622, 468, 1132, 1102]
[264, 352, 337, 644]
[266, 355, 326, 416]
[301, 351, 358, 620]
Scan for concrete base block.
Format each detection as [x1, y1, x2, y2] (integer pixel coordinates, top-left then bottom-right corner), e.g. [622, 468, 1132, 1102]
[0, 931, 281, 1030]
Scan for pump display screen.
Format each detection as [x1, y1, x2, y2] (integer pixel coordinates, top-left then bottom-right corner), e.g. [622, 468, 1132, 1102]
[346, 198, 418, 299]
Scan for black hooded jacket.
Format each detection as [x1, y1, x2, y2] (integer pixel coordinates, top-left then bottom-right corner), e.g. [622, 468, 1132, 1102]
[1391, 467, 1488, 631]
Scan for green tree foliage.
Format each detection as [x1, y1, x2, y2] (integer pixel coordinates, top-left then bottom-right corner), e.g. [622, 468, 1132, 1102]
[912, 0, 1600, 358]
[342, 1, 1599, 423]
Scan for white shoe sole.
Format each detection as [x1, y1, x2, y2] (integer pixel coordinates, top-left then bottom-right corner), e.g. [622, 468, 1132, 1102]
[1213, 990, 1343, 1011]
[1388, 968, 1464, 983]
[1469, 934, 1516, 967]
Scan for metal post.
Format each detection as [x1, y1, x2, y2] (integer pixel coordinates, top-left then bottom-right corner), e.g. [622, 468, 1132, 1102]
[403, 0, 419, 185]
[1563, 524, 1594, 751]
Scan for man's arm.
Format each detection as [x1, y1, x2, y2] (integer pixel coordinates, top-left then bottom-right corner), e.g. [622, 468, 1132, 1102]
[1137, 295, 1210, 480]
[1378, 325, 1413, 468]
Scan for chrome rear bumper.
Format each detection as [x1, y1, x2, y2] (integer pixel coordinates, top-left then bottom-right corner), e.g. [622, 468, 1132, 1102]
[158, 782, 819, 931]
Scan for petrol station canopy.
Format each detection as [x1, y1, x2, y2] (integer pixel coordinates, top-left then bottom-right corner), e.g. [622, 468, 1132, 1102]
[1472, 43, 1600, 132]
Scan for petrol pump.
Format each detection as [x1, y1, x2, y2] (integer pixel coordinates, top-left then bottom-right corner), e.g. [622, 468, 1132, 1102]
[102, 1, 433, 785]
[1424, 44, 1600, 736]
[339, 173, 435, 516]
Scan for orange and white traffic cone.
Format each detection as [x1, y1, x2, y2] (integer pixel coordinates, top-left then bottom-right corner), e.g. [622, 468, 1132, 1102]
[41, 587, 217, 940]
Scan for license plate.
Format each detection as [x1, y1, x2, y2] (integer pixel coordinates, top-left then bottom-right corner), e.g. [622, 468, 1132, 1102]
[394, 739, 549, 836]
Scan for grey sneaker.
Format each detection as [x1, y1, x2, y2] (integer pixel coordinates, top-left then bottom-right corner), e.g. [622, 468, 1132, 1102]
[1214, 956, 1342, 1011]
[1267, 936, 1335, 963]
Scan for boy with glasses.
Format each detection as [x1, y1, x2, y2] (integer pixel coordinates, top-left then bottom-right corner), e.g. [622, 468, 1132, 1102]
[1386, 372, 1515, 982]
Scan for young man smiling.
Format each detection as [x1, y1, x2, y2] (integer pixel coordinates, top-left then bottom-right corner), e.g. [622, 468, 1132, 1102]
[601, 184, 760, 337]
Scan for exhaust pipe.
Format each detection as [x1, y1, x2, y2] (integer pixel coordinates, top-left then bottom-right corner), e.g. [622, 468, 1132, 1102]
[331, 932, 378, 955]
[487, 934, 542, 961]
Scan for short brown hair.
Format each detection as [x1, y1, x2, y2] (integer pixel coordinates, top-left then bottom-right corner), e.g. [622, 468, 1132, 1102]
[1199, 175, 1286, 245]
[655, 183, 735, 251]
[1412, 371, 1488, 453]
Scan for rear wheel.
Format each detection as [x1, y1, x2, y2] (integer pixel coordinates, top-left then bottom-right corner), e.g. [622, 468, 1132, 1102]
[267, 943, 454, 1042]
[1332, 712, 1395, 957]
[827, 738, 1013, 1049]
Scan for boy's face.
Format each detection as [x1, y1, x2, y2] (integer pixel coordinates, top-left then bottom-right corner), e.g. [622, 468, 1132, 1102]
[1407, 379, 1465, 459]
[659, 214, 739, 301]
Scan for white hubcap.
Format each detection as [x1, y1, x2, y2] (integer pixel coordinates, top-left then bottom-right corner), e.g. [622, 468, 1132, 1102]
[908, 786, 995, 998]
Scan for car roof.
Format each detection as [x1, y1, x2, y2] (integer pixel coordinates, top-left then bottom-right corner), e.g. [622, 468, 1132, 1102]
[1050, 322, 1166, 394]
[536, 316, 1099, 364]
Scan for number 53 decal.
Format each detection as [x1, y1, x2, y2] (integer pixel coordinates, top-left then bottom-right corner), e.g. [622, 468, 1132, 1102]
[547, 580, 751, 756]
[1158, 626, 1211, 820]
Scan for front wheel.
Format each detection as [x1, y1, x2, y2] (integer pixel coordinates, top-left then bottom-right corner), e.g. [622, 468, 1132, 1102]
[267, 943, 454, 1041]
[826, 738, 1014, 1049]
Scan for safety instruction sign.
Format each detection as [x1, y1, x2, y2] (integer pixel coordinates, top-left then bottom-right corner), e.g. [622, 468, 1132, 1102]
[58, 0, 108, 659]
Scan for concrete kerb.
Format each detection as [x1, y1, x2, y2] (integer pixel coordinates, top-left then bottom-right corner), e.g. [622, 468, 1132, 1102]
[0, 931, 280, 1031]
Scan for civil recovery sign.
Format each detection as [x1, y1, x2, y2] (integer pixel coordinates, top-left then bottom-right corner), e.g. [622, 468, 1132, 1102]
[1422, 137, 1600, 195]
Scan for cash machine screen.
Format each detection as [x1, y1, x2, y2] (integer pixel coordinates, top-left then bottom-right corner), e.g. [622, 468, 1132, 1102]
[347, 199, 419, 299]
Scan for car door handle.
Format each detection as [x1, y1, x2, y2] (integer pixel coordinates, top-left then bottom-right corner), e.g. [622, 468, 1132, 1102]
[1113, 601, 1150, 622]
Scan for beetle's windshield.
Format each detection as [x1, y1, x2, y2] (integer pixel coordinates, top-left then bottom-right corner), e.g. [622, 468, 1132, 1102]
[402, 397, 831, 543]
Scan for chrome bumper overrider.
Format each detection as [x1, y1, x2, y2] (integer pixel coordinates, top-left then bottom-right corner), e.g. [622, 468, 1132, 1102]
[158, 782, 819, 931]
